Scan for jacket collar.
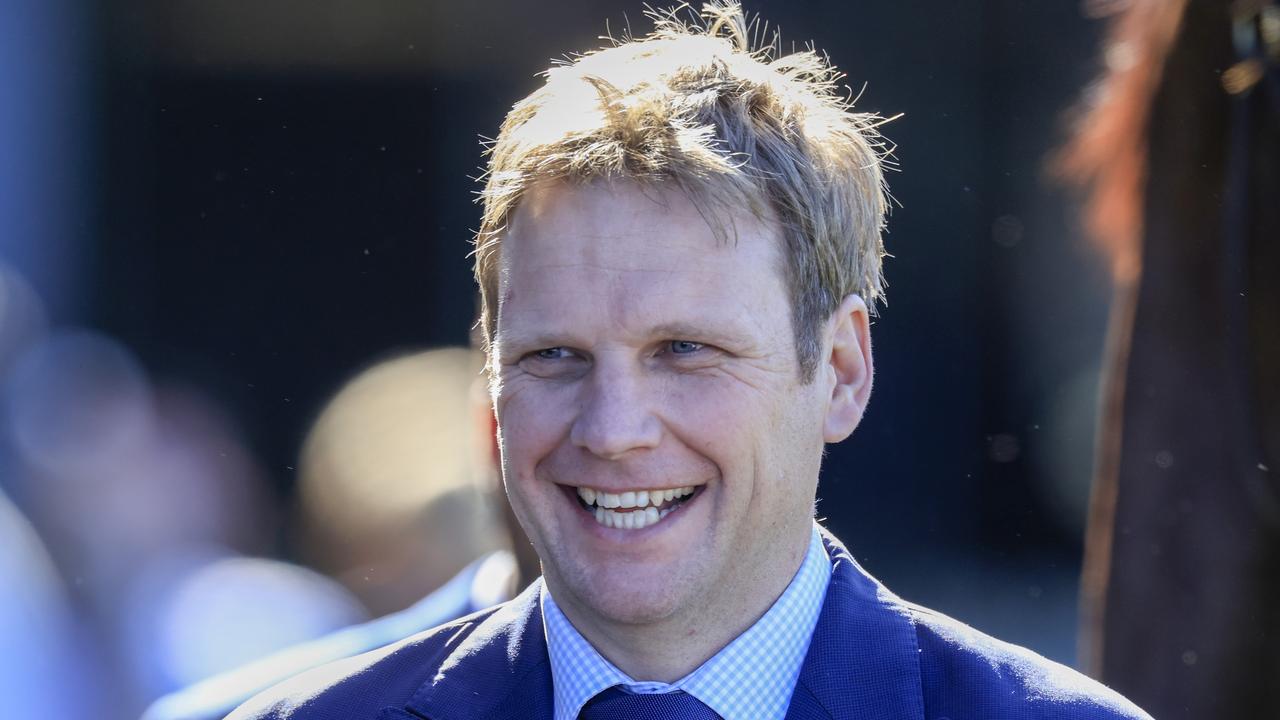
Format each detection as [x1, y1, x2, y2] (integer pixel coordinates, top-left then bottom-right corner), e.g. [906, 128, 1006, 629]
[403, 526, 925, 720]
[786, 528, 924, 720]
[404, 579, 554, 720]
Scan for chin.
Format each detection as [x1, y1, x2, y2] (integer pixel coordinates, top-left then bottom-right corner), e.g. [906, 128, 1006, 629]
[553, 559, 691, 626]
[585, 585, 684, 626]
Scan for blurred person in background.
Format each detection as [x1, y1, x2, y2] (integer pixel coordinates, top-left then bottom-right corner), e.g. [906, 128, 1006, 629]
[0, 489, 96, 717]
[1061, 0, 1280, 717]
[292, 348, 508, 616]
[232, 4, 1149, 719]
[3, 3, 534, 718]
[143, 347, 538, 720]
[2, 327, 371, 718]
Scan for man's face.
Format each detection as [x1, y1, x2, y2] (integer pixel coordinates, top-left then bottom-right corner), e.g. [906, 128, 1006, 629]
[492, 180, 833, 633]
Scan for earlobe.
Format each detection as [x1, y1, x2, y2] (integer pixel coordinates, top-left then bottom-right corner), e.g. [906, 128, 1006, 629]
[823, 294, 873, 443]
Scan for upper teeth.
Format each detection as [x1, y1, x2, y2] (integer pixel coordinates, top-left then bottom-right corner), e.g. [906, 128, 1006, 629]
[577, 486, 695, 509]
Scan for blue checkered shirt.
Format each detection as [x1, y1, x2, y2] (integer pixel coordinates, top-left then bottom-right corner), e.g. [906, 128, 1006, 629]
[541, 524, 831, 720]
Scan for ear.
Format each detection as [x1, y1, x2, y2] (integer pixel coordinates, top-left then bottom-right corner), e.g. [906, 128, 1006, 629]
[823, 294, 873, 443]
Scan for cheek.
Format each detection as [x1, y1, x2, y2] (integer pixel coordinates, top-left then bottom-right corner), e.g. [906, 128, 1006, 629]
[497, 383, 576, 471]
[664, 374, 825, 480]
[772, 386, 829, 484]
[657, 375, 776, 457]
[496, 397, 564, 536]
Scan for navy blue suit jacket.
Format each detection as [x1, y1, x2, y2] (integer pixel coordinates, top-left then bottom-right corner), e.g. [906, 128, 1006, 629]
[228, 529, 1150, 720]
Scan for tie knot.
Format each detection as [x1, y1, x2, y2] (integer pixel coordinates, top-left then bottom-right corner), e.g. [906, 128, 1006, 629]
[579, 686, 722, 720]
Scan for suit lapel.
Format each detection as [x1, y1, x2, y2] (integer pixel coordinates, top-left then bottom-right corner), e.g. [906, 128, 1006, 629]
[403, 580, 554, 720]
[786, 528, 925, 720]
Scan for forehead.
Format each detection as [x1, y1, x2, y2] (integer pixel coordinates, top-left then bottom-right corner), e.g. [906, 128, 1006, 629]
[504, 179, 780, 271]
[496, 180, 789, 339]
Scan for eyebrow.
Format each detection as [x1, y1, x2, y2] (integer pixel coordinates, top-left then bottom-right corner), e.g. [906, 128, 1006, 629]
[493, 329, 586, 353]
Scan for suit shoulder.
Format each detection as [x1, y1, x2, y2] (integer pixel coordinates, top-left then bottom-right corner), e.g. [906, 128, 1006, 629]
[906, 603, 1151, 720]
[226, 604, 503, 720]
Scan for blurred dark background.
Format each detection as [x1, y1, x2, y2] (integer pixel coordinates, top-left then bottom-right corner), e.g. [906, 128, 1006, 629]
[1, 2, 1115, 717]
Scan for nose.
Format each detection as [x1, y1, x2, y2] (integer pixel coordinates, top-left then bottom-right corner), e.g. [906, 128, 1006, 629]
[569, 359, 662, 460]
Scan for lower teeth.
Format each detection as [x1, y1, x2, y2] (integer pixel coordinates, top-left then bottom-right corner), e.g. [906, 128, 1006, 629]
[592, 502, 680, 529]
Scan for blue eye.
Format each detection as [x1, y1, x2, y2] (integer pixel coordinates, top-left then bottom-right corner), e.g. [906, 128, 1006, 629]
[518, 346, 587, 380]
[669, 340, 703, 354]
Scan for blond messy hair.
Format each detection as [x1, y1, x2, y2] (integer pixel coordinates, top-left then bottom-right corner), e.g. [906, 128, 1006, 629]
[474, 2, 893, 380]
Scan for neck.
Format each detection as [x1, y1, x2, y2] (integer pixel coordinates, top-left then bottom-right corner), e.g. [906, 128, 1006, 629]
[551, 525, 813, 682]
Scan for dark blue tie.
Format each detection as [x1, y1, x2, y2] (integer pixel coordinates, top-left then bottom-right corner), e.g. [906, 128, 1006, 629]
[579, 686, 722, 719]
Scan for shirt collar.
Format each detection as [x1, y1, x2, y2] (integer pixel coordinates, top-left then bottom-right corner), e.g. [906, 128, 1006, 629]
[542, 523, 831, 720]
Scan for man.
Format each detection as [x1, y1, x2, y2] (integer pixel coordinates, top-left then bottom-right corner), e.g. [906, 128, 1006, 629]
[232, 4, 1151, 718]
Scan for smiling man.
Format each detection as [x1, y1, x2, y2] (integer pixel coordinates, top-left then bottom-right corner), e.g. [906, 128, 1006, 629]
[232, 4, 1150, 719]
[492, 179, 855, 700]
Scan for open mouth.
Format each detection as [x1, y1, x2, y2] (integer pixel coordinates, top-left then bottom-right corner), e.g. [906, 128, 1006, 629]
[572, 485, 699, 530]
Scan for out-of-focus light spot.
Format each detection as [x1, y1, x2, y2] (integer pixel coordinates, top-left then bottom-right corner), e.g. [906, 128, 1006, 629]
[4, 333, 270, 596]
[298, 348, 502, 614]
[0, 261, 48, 377]
[299, 348, 486, 536]
[160, 556, 367, 686]
[1155, 450, 1174, 469]
[1104, 41, 1136, 72]
[0, 491, 89, 715]
[3, 329, 153, 477]
[131, 550, 367, 693]
[105, 386, 271, 553]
